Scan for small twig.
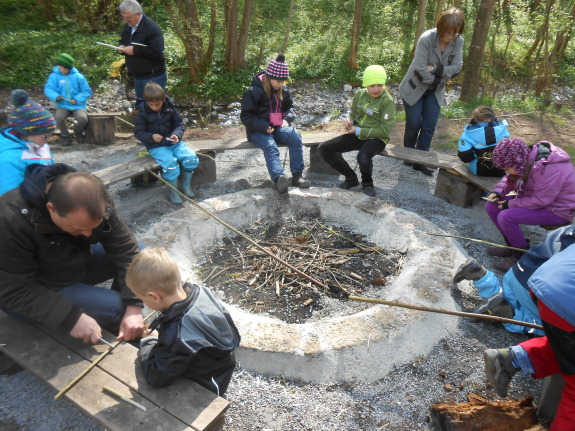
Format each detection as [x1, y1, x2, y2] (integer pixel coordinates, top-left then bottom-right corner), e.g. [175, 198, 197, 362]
[102, 385, 147, 411]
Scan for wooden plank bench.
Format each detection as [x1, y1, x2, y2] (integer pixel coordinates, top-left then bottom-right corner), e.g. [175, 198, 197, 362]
[0, 311, 228, 431]
[92, 131, 499, 208]
[93, 132, 338, 187]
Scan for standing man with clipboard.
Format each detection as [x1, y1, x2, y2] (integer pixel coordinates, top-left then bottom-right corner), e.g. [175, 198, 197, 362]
[118, 0, 166, 107]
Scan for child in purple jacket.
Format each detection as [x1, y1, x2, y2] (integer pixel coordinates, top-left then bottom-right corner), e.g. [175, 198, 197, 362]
[485, 138, 575, 271]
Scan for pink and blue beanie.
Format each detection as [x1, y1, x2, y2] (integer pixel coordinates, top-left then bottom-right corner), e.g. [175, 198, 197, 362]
[265, 54, 289, 80]
[492, 138, 530, 177]
[8, 89, 56, 137]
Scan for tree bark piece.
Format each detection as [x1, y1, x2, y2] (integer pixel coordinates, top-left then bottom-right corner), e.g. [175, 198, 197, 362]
[430, 395, 539, 431]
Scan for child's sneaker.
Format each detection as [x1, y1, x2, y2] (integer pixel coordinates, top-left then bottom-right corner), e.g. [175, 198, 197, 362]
[483, 348, 518, 397]
[453, 258, 487, 283]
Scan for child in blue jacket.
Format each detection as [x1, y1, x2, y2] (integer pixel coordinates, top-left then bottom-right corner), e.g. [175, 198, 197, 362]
[457, 106, 509, 176]
[0, 89, 55, 195]
[134, 83, 199, 204]
[44, 53, 92, 146]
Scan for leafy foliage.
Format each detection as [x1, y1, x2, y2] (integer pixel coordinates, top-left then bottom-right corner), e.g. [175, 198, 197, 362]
[1, 0, 574, 102]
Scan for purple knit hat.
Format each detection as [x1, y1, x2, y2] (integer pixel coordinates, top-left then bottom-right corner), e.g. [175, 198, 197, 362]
[8, 89, 56, 137]
[265, 54, 289, 80]
[492, 138, 530, 176]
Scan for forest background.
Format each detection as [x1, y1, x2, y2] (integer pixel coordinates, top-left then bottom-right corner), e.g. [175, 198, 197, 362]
[1, 0, 575, 109]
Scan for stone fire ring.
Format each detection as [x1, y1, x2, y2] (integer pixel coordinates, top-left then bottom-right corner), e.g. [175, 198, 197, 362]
[140, 187, 469, 384]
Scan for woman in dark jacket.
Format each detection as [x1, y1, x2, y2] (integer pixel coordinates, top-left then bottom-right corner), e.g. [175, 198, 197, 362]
[240, 55, 310, 193]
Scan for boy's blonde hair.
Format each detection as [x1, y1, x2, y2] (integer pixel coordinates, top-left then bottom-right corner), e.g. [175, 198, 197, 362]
[143, 82, 166, 103]
[126, 247, 181, 295]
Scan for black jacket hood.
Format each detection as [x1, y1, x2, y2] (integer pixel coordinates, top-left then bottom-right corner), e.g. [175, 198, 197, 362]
[20, 163, 76, 215]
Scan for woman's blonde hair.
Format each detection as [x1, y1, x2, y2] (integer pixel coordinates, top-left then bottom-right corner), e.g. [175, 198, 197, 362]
[126, 247, 181, 295]
[262, 74, 283, 101]
[436, 7, 465, 37]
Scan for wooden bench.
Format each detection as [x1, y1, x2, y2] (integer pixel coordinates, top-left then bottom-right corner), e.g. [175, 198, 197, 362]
[93, 132, 338, 187]
[92, 132, 498, 208]
[374, 144, 501, 208]
[0, 311, 228, 431]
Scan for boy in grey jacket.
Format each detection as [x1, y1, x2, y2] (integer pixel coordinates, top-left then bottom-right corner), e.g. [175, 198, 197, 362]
[126, 247, 240, 395]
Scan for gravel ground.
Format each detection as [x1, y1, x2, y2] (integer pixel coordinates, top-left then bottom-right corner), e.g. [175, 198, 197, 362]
[0, 130, 551, 430]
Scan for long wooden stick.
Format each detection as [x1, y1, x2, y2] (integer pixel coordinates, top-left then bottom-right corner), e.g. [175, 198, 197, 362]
[347, 295, 543, 330]
[54, 339, 121, 399]
[54, 311, 157, 400]
[423, 231, 527, 253]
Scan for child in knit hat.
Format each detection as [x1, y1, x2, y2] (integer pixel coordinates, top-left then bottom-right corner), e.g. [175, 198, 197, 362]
[240, 54, 310, 193]
[44, 52, 92, 146]
[0, 89, 56, 195]
[485, 137, 575, 271]
[318, 65, 396, 197]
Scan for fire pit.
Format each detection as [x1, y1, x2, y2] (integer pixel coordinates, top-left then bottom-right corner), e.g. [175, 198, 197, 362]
[141, 188, 468, 384]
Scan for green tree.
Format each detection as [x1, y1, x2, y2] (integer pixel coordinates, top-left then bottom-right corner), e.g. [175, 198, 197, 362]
[163, 0, 217, 83]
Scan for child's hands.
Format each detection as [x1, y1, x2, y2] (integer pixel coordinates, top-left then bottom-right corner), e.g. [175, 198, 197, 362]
[266, 126, 275, 134]
[487, 193, 499, 202]
[152, 134, 163, 143]
[168, 134, 179, 144]
[342, 119, 353, 131]
[144, 328, 159, 338]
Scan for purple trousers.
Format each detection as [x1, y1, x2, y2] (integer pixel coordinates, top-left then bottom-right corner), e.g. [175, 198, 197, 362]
[485, 201, 568, 248]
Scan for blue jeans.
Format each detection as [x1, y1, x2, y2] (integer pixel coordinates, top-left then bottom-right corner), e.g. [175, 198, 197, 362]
[3, 243, 142, 331]
[134, 72, 168, 104]
[250, 127, 305, 181]
[149, 142, 200, 182]
[403, 93, 441, 152]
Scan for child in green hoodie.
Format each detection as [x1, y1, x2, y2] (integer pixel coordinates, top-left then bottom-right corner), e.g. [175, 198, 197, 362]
[318, 65, 396, 197]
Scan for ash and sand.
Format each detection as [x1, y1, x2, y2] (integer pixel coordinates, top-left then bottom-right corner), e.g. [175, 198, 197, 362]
[0, 138, 548, 431]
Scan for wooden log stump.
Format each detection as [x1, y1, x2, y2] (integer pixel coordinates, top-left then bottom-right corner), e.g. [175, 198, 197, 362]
[86, 116, 116, 146]
[430, 394, 540, 431]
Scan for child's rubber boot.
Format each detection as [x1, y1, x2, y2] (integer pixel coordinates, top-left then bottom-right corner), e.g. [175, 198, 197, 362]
[166, 179, 183, 204]
[180, 170, 195, 198]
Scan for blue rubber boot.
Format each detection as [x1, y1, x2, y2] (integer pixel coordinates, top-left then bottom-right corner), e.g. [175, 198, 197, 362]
[181, 170, 195, 198]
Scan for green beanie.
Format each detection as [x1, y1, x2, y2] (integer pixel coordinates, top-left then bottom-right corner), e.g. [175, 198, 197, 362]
[362, 65, 387, 87]
[56, 53, 74, 69]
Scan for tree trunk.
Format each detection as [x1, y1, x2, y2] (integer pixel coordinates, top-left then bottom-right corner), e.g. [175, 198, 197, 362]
[434, 0, 444, 25]
[224, 0, 252, 72]
[534, 0, 575, 96]
[347, 0, 363, 69]
[459, 0, 498, 102]
[37, 0, 52, 20]
[525, 0, 555, 62]
[411, 0, 427, 58]
[163, 0, 212, 83]
[281, 0, 295, 53]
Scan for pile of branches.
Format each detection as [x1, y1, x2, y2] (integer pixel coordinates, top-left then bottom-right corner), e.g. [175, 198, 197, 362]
[200, 218, 405, 322]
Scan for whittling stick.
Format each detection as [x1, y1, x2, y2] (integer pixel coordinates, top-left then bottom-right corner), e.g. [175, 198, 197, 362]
[102, 385, 147, 411]
[54, 339, 121, 399]
[54, 311, 157, 400]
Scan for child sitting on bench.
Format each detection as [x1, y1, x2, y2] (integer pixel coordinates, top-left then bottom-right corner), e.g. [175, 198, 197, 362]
[457, 106, 509, 177]
[135, 83, 199, 204]
[126, 247, 241, 396]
